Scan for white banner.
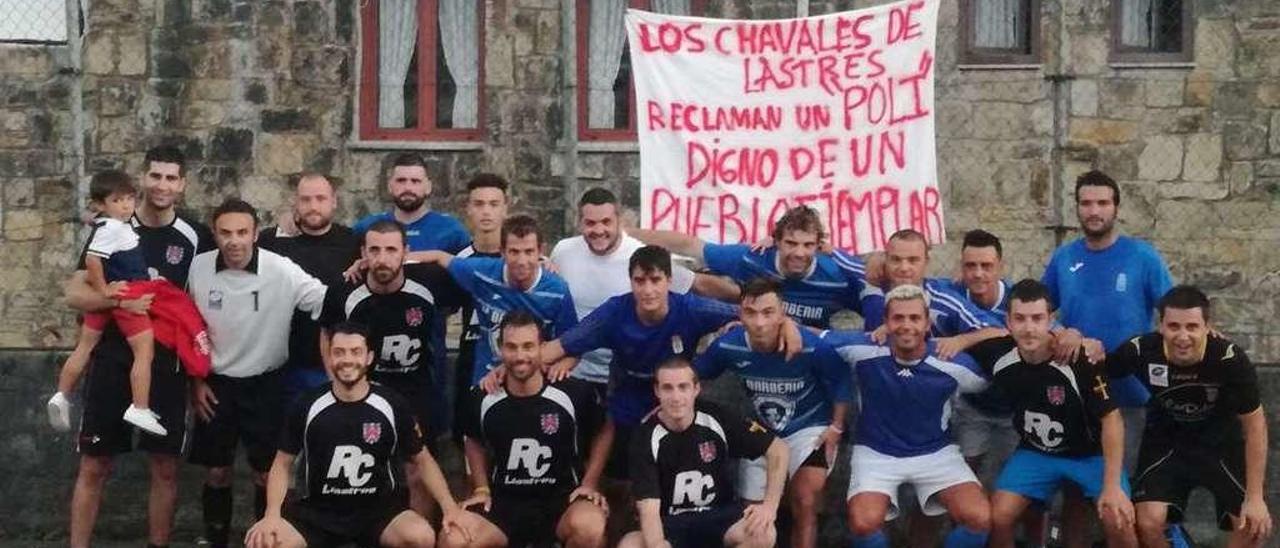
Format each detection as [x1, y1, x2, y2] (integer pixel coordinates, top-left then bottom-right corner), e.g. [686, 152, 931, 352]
[628, 0, 942, 254]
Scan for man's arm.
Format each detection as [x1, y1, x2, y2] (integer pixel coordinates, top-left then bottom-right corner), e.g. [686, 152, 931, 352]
[461, 437, 493, 508]
[742, 438, 788, 534]
[63, 271, 118, 312]
[405, 249, 456, 267]
[243, 451, 298, 547]
[935, 326, 1008, 360]
[635, 498, 669, 548]
[626, 228, 706, 260]
[412, 448, 460, 511]
[1239, 407, 1272, 538]
[691, 273, 741, 302]
[580, 418, 614, 491]
[1095, 409, 1134, 527]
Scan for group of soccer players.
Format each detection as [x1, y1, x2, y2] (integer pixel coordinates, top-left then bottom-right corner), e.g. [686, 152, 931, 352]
[58, 145, 1271, 548]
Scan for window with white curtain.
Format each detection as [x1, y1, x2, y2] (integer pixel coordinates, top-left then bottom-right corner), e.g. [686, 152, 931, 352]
[1113, 0, 1190, 62]
[961, 0, 1038, 65]
[360, 0, 483, 141]
[577, 0, 704, 141]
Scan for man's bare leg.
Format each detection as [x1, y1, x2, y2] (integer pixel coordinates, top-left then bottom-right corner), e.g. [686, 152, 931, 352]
[70, 455, 113, 548]
[147, 454, 179, 546]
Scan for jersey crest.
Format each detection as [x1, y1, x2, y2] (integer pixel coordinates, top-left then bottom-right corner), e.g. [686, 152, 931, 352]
[165, 244, 184, 265]
[362, 422, 382, 444]
[540, 413, 560, 435]
[1046, 385, 1065, 405]
[698, 440, 717, 463]
[405, 306, 424, 327]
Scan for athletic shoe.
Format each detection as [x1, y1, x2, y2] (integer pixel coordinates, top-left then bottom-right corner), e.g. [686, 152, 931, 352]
[123, 404, 168, 436]
[47, 392, 72, 431]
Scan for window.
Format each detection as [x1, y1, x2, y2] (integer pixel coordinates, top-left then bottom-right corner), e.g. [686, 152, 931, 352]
[359, 0, 485, 141]
[0, 0, 69, 44]
[1111, 0, 1193, 63]
[959, 0, 1039, 65]
[576, 0, 707, 142]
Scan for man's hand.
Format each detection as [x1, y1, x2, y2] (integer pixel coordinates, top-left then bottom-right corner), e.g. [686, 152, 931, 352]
[119, 293, 155, 315]
[569, 485, 609, 513]
[342, 258, 368, 283]
[1094, 485, 1134, 529]
[741, 500, 779, 536]
[243, 515, 289, 548]
[869, 325, 888, 344]
[460, 489, 492, 513]
[1238, 496, 1273, 540]
[1052, 328, 1084, 364]
[479, 365, 507, 394]
[1081, 338, 1106, 364]
[933, 337, 966, 360]
[440, 507, 474, 544]
[815, 425, 842, 464]
[191, 378, 219, 422]
[106, 281, 129, 298]
[749, 237, 774, 254]
[546, 358, 576, 383]
[863, 252, 886, 287]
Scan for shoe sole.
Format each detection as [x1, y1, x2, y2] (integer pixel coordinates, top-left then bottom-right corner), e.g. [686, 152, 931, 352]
[123, 415, 167, 437]
[47, 401, 70, 432]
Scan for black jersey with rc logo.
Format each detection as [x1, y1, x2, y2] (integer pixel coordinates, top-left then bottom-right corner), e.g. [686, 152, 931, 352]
[630, 400, 774, 517]
[280, 384, 424, 510]
[461, 378, 603, 497]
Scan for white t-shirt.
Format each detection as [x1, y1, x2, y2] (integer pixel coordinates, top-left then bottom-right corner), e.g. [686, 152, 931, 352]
[549, 234, 695, 383]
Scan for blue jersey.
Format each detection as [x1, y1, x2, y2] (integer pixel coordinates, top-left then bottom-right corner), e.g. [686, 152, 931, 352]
[559, 292, 738, 425]
[696, 327, 851, 437]
[861, 279, 998, 336]
[935, 278, 1010, 324]
[448, 257, 579, 385]
[353, 210, 471, 254]
[702, 243, 866, 328]
[823, 331, 988, 458]
[1042, 236, 1173, 407]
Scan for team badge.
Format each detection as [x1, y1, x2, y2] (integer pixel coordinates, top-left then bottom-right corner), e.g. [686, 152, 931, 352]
[1205, 386, 1218, 403]
[671, 335, 684, 355]
[208, 289, 223, 310]
[698, 441, 717, 463]
[540, 413, 560, 435]
[165, 245, 184, 265]
[405, 307, 424, 327]
[1046, 386, 1066, 405]
[362, 422, 382, 444]
[1148, 364, 1169, 387]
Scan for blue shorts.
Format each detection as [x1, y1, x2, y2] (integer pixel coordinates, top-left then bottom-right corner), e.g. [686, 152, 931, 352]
[663, 502, 744, 548]
[994, 448, 1130, 503]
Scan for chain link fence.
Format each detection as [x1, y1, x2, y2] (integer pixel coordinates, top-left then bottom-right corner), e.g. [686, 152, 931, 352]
[0, 0, 69, 43]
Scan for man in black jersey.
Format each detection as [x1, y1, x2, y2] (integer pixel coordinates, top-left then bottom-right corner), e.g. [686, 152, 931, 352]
[621, 358, 788, 548]
[1106, 286, 1272, 547]
[967, 280, 1136, 548]
[319, 220, 468, 516]
[245, 322, 468, 548]
[63, 145, 214, 548]
[259, 172, 360, 404]
[452, 174, 508, 447]
[442, 311, 608, 548]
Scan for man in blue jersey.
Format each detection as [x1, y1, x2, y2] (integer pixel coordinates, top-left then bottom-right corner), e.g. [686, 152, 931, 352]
[630, 206, 867, 328]
[695, 278, 851, 548]
[412, 214, 579, 386]
[353, 152, 470, 253]
[825, 284, 992, 548]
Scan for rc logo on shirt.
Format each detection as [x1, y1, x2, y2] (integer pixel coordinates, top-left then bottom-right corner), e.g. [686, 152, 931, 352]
[165, 245, 184, 265]
[698, 441, 717, 463]
[1046, 385, 1066, 406]
[1024, 410, 1064, 448]
[672, 471, 715, 508]
[1115, 273, 1128, 293]
[540, 413, 560, 435]
[1148, 364, 1169, 387]
[380, 334, 422, 370]
[405, 307, 423, 327]
[362, 422, 382, 444]
[208, 290, 223, 310]
[507, 438, 552, 478]
[326, 445, 374, 487]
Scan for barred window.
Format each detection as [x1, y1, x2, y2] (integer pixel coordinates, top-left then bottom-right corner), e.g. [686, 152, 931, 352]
[1111, 0, 1193, 63]
[0, 0, 69, 44]
[960, 0, 1039, 65]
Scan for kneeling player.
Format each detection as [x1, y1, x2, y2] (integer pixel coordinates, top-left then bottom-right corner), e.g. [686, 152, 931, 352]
[620, 358, 788, 548]
[1107, 286, 1272, 548]
[443, 311, 608, 548]
[968, 280, 1136, 548]
[245, 323, 468, 548]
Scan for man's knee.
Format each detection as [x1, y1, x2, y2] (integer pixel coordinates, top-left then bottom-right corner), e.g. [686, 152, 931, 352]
[952, 502, 992, 532]
[393, 526, 435, 548]
[148, 455, 178, 483]
[562, 508, 606, 544]
[1135, 503, 1167, 536]
[847, 500, 886, 536]
[789, 479, 823, 519]
[77, 455, 114, 484]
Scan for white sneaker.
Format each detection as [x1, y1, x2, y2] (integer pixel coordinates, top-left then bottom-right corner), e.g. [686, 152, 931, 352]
[123, 405, 168, 436]
[47, 392, 71, 432]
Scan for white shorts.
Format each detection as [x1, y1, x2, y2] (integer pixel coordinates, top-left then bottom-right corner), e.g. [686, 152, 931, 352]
[846, 444, 978, 520]
[738, 425, 829, 501]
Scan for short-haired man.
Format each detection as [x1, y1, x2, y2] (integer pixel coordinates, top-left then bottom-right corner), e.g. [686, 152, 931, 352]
[187, 198, 329, 548]
[453, 174, 509, 406]
[620, 358, 789, 548]
[630, 205, 868, 329]
[414, 214, 580, 386]
[318, 220, 470, 516]
[966, 280, 1136, 548]
[694, 278, 851, 548]
[64, 145, 215, 548]
[443, 311, 609, 548]
[353, 152, 470, 254]
[245, 323, 466, 548]
[1106, 286, 1271, 548]
[824, 285, 992, 548]
[258, 172, 360, 403]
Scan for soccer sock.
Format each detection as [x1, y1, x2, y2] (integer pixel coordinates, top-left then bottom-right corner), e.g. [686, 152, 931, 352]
[850, 530, 890, 548]
[943, 525, 990, 548]
[202, 484, 232, 548]
[253, 484, 267, 519]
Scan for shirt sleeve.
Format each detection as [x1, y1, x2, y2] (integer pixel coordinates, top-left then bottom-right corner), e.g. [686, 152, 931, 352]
[722, 405, 776, 460]
[814, 341, 853, 404]
[446, 219, 472, 255]
[284, 257, 329, 319]
[1041, 250, 1061, 310]
[688, 294, 739, 337]
[317, 283, 346, 328]
[1104, 337, 1143, 379]
[567, 379, 606, 445]
[413, 263, 470, 309]
[965, 336, 1016, 375]
[693, 337, 730, 380]
[277, 395, 309, 455]
[670, 264, 696, 294]
[552, 282, 580, 337]
[933, 288, 992, 334]
[558, 297, 617, 356]
[629, 425, 661, 501]
[946, 352, 991, 394]
[859, 288, 886, 330]
[701, 243, 749, 278]
[1221, 342, 1261, 415]
[1075, 356, 1118, 419]
[86, 220, 131, 258]
[1144, 248, 1174, 312]
[446, 257, 480, 294]
[394, 395, 427, 462]
[457, 389, 484, 441]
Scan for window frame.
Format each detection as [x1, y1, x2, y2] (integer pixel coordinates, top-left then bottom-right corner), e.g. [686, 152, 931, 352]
[358, 0, 486, 142]
[958, 0, 1041, 66]
[575, 0, 707, 142]
[1109, 0, 1194, 64]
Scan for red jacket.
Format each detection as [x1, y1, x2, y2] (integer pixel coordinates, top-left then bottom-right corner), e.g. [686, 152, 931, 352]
[121, 280, 212, 378]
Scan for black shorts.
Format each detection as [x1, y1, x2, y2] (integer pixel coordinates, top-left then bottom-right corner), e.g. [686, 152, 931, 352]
[371, 371, 438, 439]
[1133, 440, 1246, 531]
[188, 370, 285, 473]
[605, 422, 636, 480]
[663, 502, 745, 548]
[283, 495, 408, 547]
[480, 492, 570, 547]
[79, 340, 187, 456]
